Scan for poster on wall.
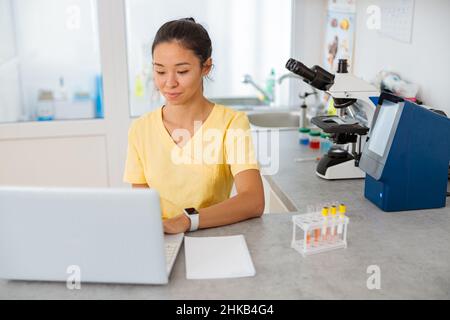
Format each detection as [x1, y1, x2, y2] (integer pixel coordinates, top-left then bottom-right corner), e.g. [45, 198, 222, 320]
[323, 0, 356, 73]
[378, 0, 415, 43]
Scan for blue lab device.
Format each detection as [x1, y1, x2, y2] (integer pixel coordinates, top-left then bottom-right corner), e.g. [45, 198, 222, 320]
[359, 92, 450, 211]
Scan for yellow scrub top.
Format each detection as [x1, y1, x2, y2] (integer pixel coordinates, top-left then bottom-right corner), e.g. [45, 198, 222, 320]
[123, 104, 259, 219]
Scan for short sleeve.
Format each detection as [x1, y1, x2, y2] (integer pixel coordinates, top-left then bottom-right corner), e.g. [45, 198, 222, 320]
[224, 112, 260, 176]
[123, 123, 147, 184]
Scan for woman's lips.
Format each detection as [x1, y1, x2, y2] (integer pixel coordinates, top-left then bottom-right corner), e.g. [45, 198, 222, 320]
[165, 92, 182, 99]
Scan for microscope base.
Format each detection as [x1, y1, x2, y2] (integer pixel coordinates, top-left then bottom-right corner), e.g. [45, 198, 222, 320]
[316, 155, 365, 180]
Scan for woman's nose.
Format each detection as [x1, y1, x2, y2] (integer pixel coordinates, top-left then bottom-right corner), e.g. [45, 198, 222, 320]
[165, 73, 178, 88]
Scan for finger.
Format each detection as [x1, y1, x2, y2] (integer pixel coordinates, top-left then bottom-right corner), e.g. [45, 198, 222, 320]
[163, 223, 176, 234]
[165, 228, 176, 234]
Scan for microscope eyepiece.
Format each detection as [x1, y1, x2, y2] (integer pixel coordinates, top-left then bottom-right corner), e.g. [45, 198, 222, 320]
[285, 58, 335, 91]
[285, 59, 316, 82]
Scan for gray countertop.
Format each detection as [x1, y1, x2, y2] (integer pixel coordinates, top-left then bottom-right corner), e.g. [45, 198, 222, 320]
[1, 130, 449, 299]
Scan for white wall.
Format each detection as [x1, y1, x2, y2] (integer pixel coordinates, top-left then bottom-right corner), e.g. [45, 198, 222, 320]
[289, 0, 327, 107]
[289, 0, 450, 115]
[0, 0, 22, 123]
[291, 0, 327, 68]
[353, 0, 450, 114]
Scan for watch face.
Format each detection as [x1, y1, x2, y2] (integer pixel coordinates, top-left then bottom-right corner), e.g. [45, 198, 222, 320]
[184, 208, 198, 215]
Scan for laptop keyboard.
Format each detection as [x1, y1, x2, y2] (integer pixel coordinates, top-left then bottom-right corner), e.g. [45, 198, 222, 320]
[164, 235, 183, 273]
[165, 242, 179, 265]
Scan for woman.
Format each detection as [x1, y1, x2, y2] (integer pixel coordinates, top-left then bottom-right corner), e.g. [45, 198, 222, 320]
[123, 18, 264, 234]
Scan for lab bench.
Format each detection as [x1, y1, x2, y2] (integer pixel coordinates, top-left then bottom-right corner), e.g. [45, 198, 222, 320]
[1, 130, 449, 299]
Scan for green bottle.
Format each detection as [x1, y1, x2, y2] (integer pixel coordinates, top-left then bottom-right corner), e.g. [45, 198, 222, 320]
[265, 68, 276, 104]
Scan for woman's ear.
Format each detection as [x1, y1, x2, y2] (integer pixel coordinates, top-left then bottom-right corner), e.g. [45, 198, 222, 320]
[202, 58, 213, 76]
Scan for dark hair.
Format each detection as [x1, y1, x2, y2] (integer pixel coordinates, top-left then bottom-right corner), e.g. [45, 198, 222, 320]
[152, 17, 212, 65]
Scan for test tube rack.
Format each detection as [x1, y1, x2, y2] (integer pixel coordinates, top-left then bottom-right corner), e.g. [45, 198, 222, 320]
[291, 211, 349, 257]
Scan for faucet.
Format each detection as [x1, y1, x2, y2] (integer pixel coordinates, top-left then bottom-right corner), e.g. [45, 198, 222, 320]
[278, 72, 321, 128]
[241, 74, 273, 104]
[277, 72, 320, 102]
[277, 72, 302, 85]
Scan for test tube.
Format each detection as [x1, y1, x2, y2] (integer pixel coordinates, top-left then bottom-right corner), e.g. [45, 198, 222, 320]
[306, 230, 311, 247]
[337, 204, 346, 240]
[321, 207, 329, 242]
[330, 205, 337, 242]
[314, 228, 320, 246]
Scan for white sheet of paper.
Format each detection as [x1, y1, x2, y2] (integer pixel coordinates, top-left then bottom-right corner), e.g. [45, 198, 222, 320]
[184, 235, 256, 280]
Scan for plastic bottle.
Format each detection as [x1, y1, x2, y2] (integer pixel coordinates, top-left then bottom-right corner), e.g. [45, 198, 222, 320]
[298, 128, 310, 146]
[309, 131, 321, 150]
[300, 103, 308, 128]
[52, 76, 68, 121]
[134, 74, 145, 98]
[320, 132, 332, 153]
[265, 68, 276, 105]
[54, 77, 68, 102]
[36, 90, 55, 121]
[94, 75, 104, 118]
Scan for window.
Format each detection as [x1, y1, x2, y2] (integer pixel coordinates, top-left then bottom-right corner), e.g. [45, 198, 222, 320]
[0, 0, 103, 123]
[125, 0, 292, 117]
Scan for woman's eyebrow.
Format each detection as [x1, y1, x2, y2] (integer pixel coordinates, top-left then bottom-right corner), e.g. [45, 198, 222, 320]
[153, 62, 191, 67]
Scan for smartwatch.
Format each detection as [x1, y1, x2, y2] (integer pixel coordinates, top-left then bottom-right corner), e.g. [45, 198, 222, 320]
[183, 208, 199, 232]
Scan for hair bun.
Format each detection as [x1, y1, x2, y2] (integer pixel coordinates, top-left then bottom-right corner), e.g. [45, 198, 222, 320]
[183, 17, 196, 23]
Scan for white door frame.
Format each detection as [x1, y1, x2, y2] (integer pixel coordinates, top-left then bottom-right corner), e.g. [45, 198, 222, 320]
[97, 0, 133, 188]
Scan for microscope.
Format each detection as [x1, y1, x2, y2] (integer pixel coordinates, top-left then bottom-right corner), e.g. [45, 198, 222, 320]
[285, 58, 380, 180]
[286, 58, 450, 211]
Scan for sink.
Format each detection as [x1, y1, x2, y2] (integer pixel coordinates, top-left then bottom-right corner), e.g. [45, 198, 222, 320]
[247, 112, 300, 129]
[210, 97, 269, 110]
[210, 97, 302, 129]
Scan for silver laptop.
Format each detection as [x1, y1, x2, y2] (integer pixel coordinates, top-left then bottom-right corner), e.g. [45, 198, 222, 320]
[0, 186, 183, 285]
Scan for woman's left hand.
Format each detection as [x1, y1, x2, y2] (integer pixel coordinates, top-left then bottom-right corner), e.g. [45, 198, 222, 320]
[163, 213, 191, 234]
